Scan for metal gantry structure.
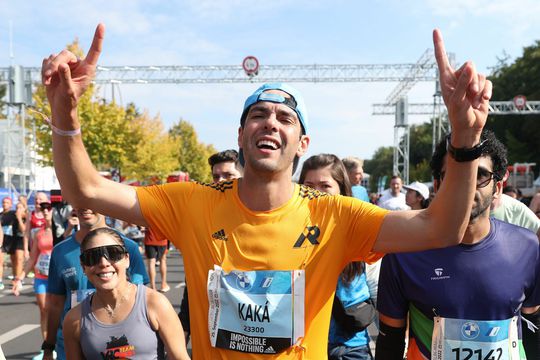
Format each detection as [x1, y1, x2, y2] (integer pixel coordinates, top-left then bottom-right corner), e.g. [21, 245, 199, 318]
[0, 57, 442, 194]
[0, 63, 440, 85]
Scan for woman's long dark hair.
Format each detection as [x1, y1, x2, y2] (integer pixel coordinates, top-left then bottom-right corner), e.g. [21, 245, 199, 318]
[299, 154, 362, 284]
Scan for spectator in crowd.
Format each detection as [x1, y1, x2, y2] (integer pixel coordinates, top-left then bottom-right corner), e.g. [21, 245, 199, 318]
[377, 176, 409, 211]
[343, 157, 370, 202]
[300, 154, 376, 360]
[402, 181, 430, 210]
[144, 227, 170, 292]
[207, 149, 243, 183]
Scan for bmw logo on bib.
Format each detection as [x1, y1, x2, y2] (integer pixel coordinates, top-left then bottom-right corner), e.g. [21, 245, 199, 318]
[224, 270, 254, 291]
[461, 321, 480, 340]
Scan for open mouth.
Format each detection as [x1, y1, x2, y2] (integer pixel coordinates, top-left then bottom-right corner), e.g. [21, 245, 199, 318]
[97, 271, 115, 280]
[256, 139, 280, 150]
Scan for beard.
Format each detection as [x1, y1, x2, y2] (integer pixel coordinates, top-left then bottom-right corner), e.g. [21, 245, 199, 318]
[469, 189, 495, 223]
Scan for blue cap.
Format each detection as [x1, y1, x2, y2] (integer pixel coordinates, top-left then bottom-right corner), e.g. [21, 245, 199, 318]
[240, 83, 309, 134]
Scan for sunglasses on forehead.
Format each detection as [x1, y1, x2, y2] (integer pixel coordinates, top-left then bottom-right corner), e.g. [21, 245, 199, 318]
[80, 245, 127, 267]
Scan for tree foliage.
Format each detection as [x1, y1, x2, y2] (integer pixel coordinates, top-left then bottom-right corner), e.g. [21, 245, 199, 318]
[122, 109, 179, 182]
[169, 119, 217, 183]
[30, 38, 214, 184]
[487, 41, 540, 165]
[364, 120, 444, 192]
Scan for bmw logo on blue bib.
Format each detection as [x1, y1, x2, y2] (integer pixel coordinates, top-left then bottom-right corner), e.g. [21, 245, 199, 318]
[461, 321, 480, 340]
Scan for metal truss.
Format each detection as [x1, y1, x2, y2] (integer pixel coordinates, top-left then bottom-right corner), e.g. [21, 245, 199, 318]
[488, 101, 540, 115]
[0, 63, 440, 85]
[373, 100, 540, 115]
[385, 49, 438, 105]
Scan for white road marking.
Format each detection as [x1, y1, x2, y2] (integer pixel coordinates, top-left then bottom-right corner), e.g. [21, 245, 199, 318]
[0, 324, 40, 345]
[175, 282, 186, 289]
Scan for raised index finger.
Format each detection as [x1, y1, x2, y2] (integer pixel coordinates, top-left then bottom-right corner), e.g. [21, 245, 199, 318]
[85, 23, 105, 66]
[433, 29, 451, 75]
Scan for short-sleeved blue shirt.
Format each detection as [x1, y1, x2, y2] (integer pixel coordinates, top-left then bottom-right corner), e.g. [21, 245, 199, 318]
[378, 219, 540, 358]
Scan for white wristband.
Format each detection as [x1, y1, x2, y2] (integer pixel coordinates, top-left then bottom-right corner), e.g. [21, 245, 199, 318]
[28, 107, 81, 137]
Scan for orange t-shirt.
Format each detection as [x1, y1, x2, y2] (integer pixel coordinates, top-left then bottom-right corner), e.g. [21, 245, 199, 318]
[136, 180, 387, 359]
[144, 227, 168, 246]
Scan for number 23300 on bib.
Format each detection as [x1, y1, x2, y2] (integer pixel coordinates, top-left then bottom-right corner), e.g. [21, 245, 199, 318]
[207, 265, 305, 354]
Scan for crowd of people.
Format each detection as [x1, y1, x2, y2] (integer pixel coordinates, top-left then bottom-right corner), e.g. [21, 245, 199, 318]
[1, 23, 540, 360]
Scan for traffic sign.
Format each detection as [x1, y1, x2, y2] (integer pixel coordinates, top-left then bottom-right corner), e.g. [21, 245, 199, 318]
[242, 56, 259, 77]
[513, 95, 527, 109]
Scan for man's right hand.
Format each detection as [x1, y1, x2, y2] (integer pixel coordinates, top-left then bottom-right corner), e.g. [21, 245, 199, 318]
[41, 23, 105, 123]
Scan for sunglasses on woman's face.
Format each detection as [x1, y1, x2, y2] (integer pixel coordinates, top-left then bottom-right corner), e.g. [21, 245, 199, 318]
[80, 245, 127, 267]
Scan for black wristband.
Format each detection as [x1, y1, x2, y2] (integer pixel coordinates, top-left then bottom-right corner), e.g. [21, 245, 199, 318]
[375, 321, 406, 359]
[446, 135, 488, 162]
[41, 341, 56, 351]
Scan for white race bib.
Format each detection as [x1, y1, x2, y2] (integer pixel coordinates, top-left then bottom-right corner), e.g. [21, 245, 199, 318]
[207, 265, 305, 354]
[35, 253, 51, 276]
[2, 225, 12, 237]
[432, 316, 523, 360]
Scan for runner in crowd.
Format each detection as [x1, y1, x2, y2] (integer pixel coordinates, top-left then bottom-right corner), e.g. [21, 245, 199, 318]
[144, 227, 170, 293]
[300, 154, 376, 360]
[377, 175, 409, 211]
[43, 24, 491, 358]
[208, 149, 243, 183]
[25, 192, 49, 258]
[402, 181, 430, 210]
[42, 208, 149, 360]
[375, 130, 540, 359]
[342, 156, 370, 202]
[0, 197, 26, 289]
[12, 201, 54, 360]
[62, 227, 190, 360]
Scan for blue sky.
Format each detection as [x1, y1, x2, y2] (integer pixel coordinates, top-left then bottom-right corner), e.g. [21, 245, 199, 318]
[1, 0, 539, 161]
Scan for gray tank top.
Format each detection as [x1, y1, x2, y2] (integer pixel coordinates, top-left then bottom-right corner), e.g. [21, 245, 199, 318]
[80, 284, 159, 359]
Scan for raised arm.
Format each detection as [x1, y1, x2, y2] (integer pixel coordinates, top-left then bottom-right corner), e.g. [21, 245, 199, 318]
[42, 23, 146, 226]
[374, 29, 492, 253]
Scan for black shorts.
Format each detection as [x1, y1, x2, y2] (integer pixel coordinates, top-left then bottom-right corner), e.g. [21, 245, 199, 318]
[1, 236, 24, 255]
[145, 245, 166, 260]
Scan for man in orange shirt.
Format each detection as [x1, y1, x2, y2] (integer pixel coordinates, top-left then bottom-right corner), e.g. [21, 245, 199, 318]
[44, 24, 492, 358]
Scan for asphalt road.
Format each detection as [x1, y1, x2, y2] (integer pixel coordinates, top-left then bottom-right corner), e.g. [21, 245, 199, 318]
[0, 249, 187, 360]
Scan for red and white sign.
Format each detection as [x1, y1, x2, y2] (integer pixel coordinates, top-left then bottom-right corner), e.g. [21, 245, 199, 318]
[513, 95, 527, 109]
[242, 56, 259, 76]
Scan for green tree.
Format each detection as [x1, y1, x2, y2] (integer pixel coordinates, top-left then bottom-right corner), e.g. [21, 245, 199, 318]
[408, 122, 439, 182]
[122, 111, 179, 183]
[364, 146, 393, 193]
[487, 40, 540, 165]
[169, 119, 217, 183]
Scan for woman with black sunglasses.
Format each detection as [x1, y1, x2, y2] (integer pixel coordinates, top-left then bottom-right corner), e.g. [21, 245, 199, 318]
[62, 227, 190, 360]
